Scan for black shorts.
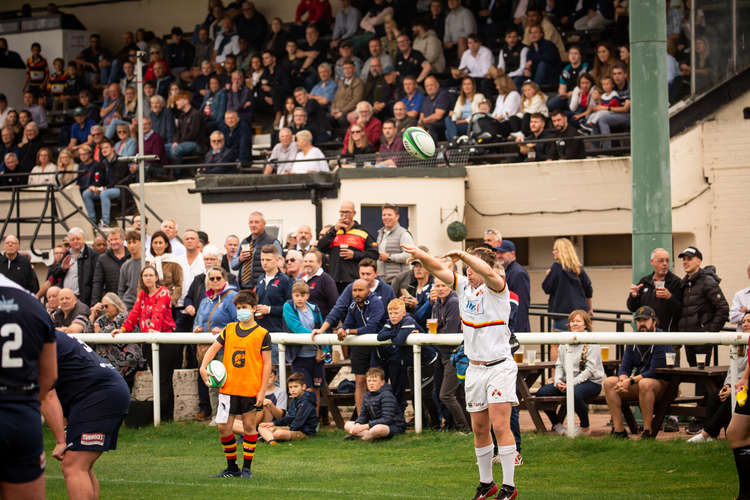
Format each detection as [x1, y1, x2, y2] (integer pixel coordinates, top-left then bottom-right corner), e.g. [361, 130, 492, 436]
[736, 400, 750, 416]
[0, 402, 44, 483]
[292, 356, 324, 388]
[66, 416, 124, 452]
[228, 395, 259, 415]
[350, 346, 374, 375]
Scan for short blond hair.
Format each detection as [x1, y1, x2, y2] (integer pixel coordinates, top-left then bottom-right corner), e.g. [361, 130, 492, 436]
[387, 298, 406, 312]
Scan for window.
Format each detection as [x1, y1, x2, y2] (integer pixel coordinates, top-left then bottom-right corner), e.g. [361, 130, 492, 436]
[360, 205, 410, 237]
[583, 234, 632, 266]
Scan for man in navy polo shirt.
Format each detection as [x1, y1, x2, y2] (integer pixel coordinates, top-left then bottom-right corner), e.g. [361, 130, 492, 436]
[419, 76, 450, 141]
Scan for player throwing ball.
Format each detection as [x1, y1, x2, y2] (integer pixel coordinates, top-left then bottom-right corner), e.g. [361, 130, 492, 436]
[200, 290, 272, 479]
[41, 330, 130, 500]
[403, 245, 518, 499]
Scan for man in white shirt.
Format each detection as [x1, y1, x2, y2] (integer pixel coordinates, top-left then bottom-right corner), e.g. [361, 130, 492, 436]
[292, 130, 329, 174]
[730, 261, 750, 331]
[264, 127, 299, 174]
[453, 34, 494, 80]
[404, 244, 517, 500]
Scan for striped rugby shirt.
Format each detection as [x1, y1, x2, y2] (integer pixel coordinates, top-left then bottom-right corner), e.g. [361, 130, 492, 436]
[452, 272, 512, 362]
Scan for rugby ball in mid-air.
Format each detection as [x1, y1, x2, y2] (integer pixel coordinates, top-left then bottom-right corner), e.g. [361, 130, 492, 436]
[206, 360, 227, 388]
[403, 126, 436, 160]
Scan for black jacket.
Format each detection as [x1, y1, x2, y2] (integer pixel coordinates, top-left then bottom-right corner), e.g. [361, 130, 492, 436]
[317, 222, 379, 284]
[626, 271, 682, 331]
[51, 245, 99, 305]
[519, 130, 553, 162]
[677, 267, 729, 332]
[231, 231, 282, 290]
[354, 383, 406, 431]
[0, 253, 39, 293]
[91, 248, 130, 304]
[505, 260, 530, 332]
[550, 124, 586, 160]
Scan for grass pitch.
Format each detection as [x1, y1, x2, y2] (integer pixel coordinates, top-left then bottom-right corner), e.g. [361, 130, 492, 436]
[44, 422, 736, 499]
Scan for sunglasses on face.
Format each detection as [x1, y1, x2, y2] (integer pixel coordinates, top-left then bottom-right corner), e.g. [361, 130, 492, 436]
[286, 258, 296, 263]
[351, 129, 363, 134]
[208, 276, 222, 281]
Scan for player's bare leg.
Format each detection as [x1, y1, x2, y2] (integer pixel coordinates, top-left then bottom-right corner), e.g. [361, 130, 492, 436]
[61, 450, 102, 500]
[0, 475, 45, 500]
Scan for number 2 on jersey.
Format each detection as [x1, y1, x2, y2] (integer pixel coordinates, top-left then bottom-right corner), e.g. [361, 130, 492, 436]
[1, 323, 23, 368]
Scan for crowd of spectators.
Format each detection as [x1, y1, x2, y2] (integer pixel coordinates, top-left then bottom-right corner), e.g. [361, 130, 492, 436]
[0, 0, 712, 187]
[0, 197, 744, 443]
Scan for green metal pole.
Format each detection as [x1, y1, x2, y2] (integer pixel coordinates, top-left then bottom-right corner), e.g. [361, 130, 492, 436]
[630, 0, 673, 283]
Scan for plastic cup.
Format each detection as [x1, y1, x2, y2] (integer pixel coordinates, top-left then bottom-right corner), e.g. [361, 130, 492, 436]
[426, 318, 438, 334]
[513, 351, 524, 363]
[655, 280, 665, 289]
[666, 352, 676, 367]
[526, 349, 537, 365]
[601, 346, 610, 361]
[696, 353, 706, 369]
[241, 243, 250, 253]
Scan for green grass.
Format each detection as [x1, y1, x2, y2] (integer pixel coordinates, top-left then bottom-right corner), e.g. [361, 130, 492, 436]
[44, 423, 736, 499]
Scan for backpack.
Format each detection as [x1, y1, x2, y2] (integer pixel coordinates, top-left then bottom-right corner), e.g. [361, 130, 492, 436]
[450, 343, 469, 384]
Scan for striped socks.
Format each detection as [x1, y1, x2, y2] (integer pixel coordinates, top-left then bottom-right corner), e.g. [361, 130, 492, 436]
[242, 433, 257, 470]
[220, 434, 238, 470]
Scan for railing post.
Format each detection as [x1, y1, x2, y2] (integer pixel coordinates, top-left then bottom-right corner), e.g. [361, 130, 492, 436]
[413, 344, 422, 434]
[729, 344, 738, 408]
[278, 343, 287, 391]
[564, 343, 575, 438]
[152, 342, 161, 427]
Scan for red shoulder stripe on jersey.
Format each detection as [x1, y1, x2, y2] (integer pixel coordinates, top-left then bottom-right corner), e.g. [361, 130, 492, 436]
[451, 271, 458, 291]
[461, 319, 506, 329]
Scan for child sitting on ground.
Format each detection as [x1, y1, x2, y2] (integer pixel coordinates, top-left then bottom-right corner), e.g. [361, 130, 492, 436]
[344, 367, 406, 441]
[258, 372, 318, 444]
[233, 367, 287, 434]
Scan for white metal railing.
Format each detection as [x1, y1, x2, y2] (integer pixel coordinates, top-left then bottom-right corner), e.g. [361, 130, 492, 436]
[71, 331, 748, 435]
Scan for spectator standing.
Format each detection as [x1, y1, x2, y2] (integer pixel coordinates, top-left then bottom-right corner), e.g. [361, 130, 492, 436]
[114, 265, 178, 421]
[627, 247, 683, 332]
[677, 246, 729, 366]
[536, 310, 604, 436]
[301, 249, 339, 318]
[91, 227, 130, 304]
[549, 110, 586, 160]
[496, 240, 530, 332]
[730, 261, 750, 331]
[194, 266, 238, 336]
[443, 0, 477, 60]
[146, 230, 185, 308]
[255, 244, 292, 362]
[118, 230, 142, 310]
[318, 201, 379, 292]
[51, 227, 98, 305]
[542, 237, 593, 346]
[0, 234, 38, 293]
[376, 204, 415, 283]
[231, 211, 283, 290]
[160, 220, 187, 257]
[603, 306, 671, 439]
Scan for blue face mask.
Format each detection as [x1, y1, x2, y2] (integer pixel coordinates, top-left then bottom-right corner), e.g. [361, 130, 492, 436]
[237, 309, 253, 322]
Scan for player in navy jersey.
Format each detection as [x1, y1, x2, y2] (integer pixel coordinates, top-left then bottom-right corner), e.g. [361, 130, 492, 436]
[0, 274, 57, 500]
[41, 330, 130, 500]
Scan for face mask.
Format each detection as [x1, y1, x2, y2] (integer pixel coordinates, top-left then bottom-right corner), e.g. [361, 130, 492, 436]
[237, 309, 253, 322]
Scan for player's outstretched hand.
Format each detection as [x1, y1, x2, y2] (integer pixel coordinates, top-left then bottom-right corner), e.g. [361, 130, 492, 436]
[52, 442, 67, 461]
[401, 245, 426, 260]
[440, 250, 463, 264]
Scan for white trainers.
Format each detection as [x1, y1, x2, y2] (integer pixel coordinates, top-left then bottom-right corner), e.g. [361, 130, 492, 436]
[552, 423, 565, 435]
[687, 433, 712, 443]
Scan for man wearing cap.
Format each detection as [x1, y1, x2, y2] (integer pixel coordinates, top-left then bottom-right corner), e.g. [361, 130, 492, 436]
[496, 240, 530, 333]
[68, 107, 95, 152]
[627, 247, 683, 333]
[603, 306, 672, 439]
[677, 246, 729, 367]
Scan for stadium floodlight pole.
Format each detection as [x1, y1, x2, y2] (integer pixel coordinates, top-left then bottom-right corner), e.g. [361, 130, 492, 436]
[630, 0, 673, 287]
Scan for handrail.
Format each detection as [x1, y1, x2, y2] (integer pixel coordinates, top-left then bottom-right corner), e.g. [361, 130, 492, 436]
[71, 331, 746, 432]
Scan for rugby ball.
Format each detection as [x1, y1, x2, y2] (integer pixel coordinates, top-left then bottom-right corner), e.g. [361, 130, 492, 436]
[206, 360, 227, 388]
[402, 126, 436, 160]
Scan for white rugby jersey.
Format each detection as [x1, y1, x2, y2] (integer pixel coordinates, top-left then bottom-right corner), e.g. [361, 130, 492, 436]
[452, 272, 512, 362]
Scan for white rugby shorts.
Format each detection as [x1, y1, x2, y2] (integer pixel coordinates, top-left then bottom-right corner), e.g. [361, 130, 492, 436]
[465, 360, 518, 412]
[215, 393, 231, 424]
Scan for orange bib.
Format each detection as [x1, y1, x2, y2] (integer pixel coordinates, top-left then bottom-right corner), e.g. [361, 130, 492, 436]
[221, 322, 268, 397]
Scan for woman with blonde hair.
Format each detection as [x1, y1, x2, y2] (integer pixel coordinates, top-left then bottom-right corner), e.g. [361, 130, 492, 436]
[28, 147, 57, 186]
[344, 124, 375, 166]
[510, 79, 548, 135]
[446, 77, 486, 140]
[492, 75, 521, 138]
[535, 309, 605, 436]
[542, 237, 593, 335]
[56, 148, 78, 186]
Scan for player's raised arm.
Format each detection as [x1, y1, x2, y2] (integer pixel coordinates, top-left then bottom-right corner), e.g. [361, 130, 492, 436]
[444, 249, 506, 292]
[401, 245, 454, 286]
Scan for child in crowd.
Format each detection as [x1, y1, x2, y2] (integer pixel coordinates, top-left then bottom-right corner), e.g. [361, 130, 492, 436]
[376, 298, 420, 409]
[258, 372, 318, 445]
[582, 76, 620, 133]
[48, 58, 69, 114]
[577, 85, 602, 133]
[283, 281, 325, 416]
[513, 80, 548, 135]
[344, 367, 406, 441]
[24, 42, 49, 96]
[199, 290, 272, 479]
[233, 367, 287, 434]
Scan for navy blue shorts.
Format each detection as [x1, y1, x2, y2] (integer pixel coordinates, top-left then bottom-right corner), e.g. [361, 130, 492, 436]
[66, 416, 124, 452]
[0, 402, 44, 483]
[386, 425, 404, 439]
[736, 400, 750, 416]
[350, 346, 374, 375]
[292, 356, 324, 388]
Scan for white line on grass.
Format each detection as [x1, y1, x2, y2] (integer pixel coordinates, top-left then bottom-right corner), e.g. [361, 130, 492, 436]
[45, 475, 434, 498]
